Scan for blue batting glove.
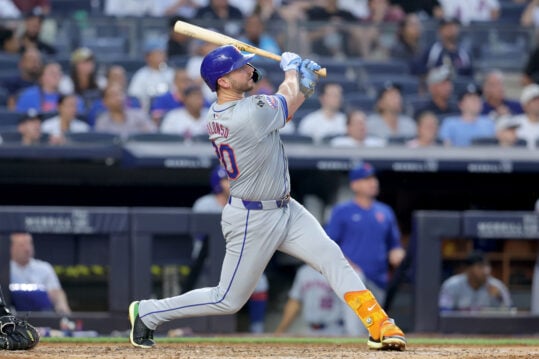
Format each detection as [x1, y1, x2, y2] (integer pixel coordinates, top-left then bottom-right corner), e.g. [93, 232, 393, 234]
[280, 52, 302, 72]
[299, 59, 321, 98]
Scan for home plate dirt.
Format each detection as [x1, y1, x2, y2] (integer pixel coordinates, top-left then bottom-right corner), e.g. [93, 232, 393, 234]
[1, 342, 538, 359]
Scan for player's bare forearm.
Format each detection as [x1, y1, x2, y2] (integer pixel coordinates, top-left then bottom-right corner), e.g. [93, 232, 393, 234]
[277, 70, 305, 119]
[274, 298, 301, 334]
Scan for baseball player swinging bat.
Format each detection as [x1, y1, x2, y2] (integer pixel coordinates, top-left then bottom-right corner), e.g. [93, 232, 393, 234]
[173, 20, 327, 77]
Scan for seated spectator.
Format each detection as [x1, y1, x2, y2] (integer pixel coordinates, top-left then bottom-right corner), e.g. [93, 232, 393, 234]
[195, 0, 244, 37]
[522, 45, 539, 86]
[150, 68, 193, 124]
[59, 47, 104, 114]
[414, 65, 459, 118]
[416, 18, 473, 77]
[495, 116, 523, 148]
[238, 14, 281, 57]
[481, 70, 523, 120]
[186, 41, 218, 103]
[166, 16, 192, 57]
[151, 1, 200, 18]
[13, 0, 50, 15]
[17, 109, 44, 145]
[160, 85, 208, 139]
[439, 84, 495, 147]
[128, 37, 174, 113]
[19, 7, 56, 55]
[15, 61, 62, 114]
[104, 0, 153, 16]
[41, 94, 90, 145]
[389, 14, 425, 71]
[330, 109, 386, 147]
[521, 0, 539, 28]
[10, 232, 71, 315]
[3, 47, 42, 110]
[86, 65, 141, 127]
[406, 110, 440, 148]
[440, 0, 500, 26]
[274, 264, 345, 336]
[297, 82, 347, 143]
[252, 0, 285, 23]
[439, 250, 512, 312]
[0, 26, 20, 54]
[391, 0, 442, 18]
[305, 0, 358, 58]
[366, 82, 417, 140]
[513, 83, 539, 149]
[95, 84, 157, 140]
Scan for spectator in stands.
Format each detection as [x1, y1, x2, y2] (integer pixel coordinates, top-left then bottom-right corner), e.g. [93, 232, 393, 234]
[325, 161, 405, 336]
[238, 14, 281, 57]
[15, 61, 63, 114]
[304, 0, 358, 58]
[17, 109, 43, 145]
[480, 70, 523, 120]
[186, 41, 218, 103]
[391, 0, 443, 18]
[438, 84, 496, 147]
[150, 68, 194, 124]
[416, 18, 473, 77]
[104, 0, 153, 16]
[513, 83, 539, 149]
[195, 0, 244, 37]
[3, 47, 42, 110]
[59, 47, 104, 114]
[414, 65, 459, 118]
[95, 83, 157, 140]
[495, 116, 524, 147]
[86, 65, 142, 127]
[274, 264, 346, 336]
[389, 14, 425, 70]
[406, 110, 440, 148]
[12, 0, 50, 15]
[41, 94, 90, 145]
[521, 0, 539, 28]
[166, 16, 192, 57]
[160, 85, 208, 139]
[19, 7, 56, 55]
[10, 232, 71, 314]
[439, 250, 512, 312]
[330, 109, 386, 147]
[0, 0, 21, 18]
[253, 0, 285, 22]
[366, 82, 417, 141]
[297, 82, 347, 143]
[440, 0, 500, 26]
[151, 0, 201, 18]
[522, 46, 539, 86]
[0, 26, 20, 54]
[128, 37, 174, 113]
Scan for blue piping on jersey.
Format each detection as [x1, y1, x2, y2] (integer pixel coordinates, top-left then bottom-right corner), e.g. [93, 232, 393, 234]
[274, 94, 288, 126]
[212, 103, 237, 113]
[141, 210, 251, 319]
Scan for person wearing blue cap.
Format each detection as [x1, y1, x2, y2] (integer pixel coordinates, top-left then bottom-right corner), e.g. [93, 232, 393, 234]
[325, 162, 405, 336]
[190, 166, 269, 334]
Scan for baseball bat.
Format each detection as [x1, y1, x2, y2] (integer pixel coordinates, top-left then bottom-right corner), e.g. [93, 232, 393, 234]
[173, 20, 327, 77]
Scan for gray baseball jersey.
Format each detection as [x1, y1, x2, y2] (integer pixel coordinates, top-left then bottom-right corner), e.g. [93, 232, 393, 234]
[137, 92, 367, 332]
[289, 264, 345, 335]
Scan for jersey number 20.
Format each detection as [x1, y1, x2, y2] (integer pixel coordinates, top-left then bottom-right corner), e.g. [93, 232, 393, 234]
[212, 141, 239, 179]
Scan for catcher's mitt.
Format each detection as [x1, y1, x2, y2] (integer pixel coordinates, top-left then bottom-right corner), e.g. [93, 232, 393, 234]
[0, 315, 39, 350]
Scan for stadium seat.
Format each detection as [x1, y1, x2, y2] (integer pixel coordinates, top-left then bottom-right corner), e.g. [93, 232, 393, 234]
[127, 133, 184, 143]
[364, 74, 420, 97]
[0, 130, 21, 144]
[65, 132, 122, 145]
[343, 92, 376, 113]
[356, 59, 410, 78]
[0, 108, 21, 128]
[387, 136, 413, 146]
[471, 137, 498, 146]
[280, 133, 314, 144]
[191, 134, 210, 143]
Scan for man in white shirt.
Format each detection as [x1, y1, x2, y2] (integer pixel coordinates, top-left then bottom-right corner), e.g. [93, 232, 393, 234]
[160, 85, 208, 139]
[513, 83, 539, 149]
[298, 82, 347, 143]
[330, 109, 386, 147]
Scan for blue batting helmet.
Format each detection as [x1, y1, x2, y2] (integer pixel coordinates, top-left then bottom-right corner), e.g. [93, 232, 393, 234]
[200, 45, 258, 92]
[210, 165, 228, 194]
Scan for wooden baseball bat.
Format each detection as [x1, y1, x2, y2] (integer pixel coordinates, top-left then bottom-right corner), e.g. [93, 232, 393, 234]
[173, 20, 327, 77]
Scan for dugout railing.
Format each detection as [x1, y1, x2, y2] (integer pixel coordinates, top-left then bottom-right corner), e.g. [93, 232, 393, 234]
[0, 206, 233, 334]
[413, 210, 539, 334]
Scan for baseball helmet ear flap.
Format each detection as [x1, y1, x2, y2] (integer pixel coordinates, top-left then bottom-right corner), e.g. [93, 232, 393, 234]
[248, 64, 260, 84]
[200, 45, 255, 92]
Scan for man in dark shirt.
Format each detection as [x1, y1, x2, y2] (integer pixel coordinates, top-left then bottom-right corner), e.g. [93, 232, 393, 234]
[2, 48, 42, 110]
[195, 0, 244, 37]
[414, 65, 459, 119]
[19, 7, 56, 56]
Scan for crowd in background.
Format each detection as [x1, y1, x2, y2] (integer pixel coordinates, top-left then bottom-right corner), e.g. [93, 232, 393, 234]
[0, 0, 538, 149]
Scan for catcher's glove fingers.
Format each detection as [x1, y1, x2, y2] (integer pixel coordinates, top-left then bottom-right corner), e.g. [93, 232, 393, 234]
[0, 315, 39, 350]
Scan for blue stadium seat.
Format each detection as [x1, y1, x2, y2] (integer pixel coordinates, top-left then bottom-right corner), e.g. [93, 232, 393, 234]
[0, 108, 21, 128]
[65, 132, 122, 145]
[280, 133, 314, 144]
[0, 130, 21, 144]
[343, 92, 376, 113]
[364, 74, 420, 97]
[127, 133, 184, 143]
[357, 60, 410, 77]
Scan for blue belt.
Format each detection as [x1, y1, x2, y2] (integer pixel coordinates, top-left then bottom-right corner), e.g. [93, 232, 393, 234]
[228, 194, 290, 210]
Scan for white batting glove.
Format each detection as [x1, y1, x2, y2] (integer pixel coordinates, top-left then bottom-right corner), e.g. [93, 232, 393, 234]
[280, 52, 302, 72]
